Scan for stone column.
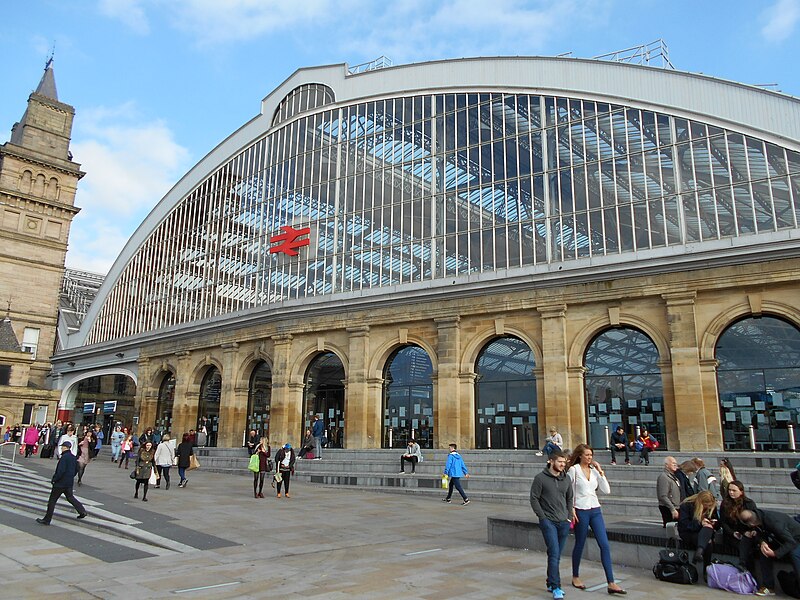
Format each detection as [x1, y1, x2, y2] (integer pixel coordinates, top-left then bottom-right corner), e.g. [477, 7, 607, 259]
[218, 342, 244, 448]
[171, 351, 194, 437]
[345, 326, 373, 448]
[458, 371, 477, 449]
[662, 292, 709, 451]
[136, 357, 156, 429]
[699, 358, 723, 450]
[367, 377, 385, 447]
[269, 334, 294, 446]
[538, 305, 574, 448]
[658, 358, 678, 450]
[435, 316, 462, 448]
[567, 365, 587, 445]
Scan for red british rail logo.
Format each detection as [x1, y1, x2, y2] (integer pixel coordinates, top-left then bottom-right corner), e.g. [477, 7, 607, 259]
[269, 225, 311, 256]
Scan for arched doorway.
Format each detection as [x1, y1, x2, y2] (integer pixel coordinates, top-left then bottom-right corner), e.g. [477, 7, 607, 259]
[247, 361, 272, 441]
[475, 336, 538, 449]
[155, 372, 175, 435]
[383, 345, 434, 449]
[584, 328, 666, 449]
[198, 367, 222, 447]
[73, 374, 136, 441]
[716, 316, 800, 450]
[304, 353, 345, 448]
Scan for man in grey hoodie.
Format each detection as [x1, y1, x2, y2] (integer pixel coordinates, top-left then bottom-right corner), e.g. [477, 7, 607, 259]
[530, 449, 574, 600]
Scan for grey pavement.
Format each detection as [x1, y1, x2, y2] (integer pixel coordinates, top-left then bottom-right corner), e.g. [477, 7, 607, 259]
[0, 453, 760, 599]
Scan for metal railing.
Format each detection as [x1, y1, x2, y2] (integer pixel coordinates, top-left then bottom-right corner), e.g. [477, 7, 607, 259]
[593, 39, 675, 69]
[348, 55, 393, 75]
[0, 442, 20, 466]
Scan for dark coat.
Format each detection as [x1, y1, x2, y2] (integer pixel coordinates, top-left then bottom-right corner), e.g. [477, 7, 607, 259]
[678, 502, 720, 537]
[274, 448, 296, 472]
[720, 497, 758, 538]
[175, 441, 194, 468]
[52, 451, 79, 488]
[757, 508, 800, 559]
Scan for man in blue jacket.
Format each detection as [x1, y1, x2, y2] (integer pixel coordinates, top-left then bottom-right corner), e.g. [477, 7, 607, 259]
[312, 415, 325, 459]
[37, 440, 87, 525]
[442, 443, 470, 505]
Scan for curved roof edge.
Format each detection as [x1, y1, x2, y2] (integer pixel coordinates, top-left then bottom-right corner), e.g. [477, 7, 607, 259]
[66, 56, 800, 349]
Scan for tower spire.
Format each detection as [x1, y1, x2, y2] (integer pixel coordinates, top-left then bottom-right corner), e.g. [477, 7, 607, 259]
[35, 51, 58, 101]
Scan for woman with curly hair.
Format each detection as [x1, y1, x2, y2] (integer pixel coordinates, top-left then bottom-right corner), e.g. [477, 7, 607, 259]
[566, 444, 627, 595]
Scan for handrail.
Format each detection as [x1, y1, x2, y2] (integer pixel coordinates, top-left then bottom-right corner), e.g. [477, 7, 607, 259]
[0, 442, 20, 466]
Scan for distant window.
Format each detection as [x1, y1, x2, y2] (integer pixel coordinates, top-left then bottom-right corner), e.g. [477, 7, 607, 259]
[22, 403, 34, 424]
[22, 327, 40, 360]
[272, 83, 335, 126]
[0, 415, 5, 427]
[0, 365, 9, 385]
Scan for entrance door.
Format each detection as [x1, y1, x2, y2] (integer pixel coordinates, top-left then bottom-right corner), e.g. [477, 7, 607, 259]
[304, 353, 345, 448]
[198, 367, 222, 447]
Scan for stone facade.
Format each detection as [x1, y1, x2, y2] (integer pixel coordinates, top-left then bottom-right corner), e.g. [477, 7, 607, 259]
[0, 63, 82, 427]
[129, 256, 800, 452]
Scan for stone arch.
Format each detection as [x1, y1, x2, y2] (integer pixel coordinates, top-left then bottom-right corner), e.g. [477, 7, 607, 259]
[236, 350, 274, 390]
[700, 300, 800, 363]
[33, 173, 45, 197]
[368, 336, 438, 381]
[568, 313, 670, 369]
[291, 342, 349, 385]
[19, 170, 32, 194]
[188, 355, 225, 386]
[59, 368, 139, 409]
[461, 326, 542, 374]
[46, 176, 59, 200]
[149, 364, 176, 389]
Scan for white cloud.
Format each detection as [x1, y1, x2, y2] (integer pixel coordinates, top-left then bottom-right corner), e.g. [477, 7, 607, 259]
[98, 0, 150, 34]
[66, 103, 190, 273]
[761, 0, 800, 42]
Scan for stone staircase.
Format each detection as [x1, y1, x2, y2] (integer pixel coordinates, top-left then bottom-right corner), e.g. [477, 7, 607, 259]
[195, 447, 800, 517]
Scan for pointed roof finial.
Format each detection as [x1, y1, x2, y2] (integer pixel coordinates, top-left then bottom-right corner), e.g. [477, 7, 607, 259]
[36, 45, 58, 101]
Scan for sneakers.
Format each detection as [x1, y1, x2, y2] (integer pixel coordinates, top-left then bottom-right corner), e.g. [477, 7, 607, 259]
[552, 587, 565, 599]
[756, 588, 776, 596]
[77, 513, 87, 520]
[442, 498, 451, 503]
[398, 471, 406, 474]
[535, 451, 544, 456]
[610, 461, 616, 465]
[36, 518, 50, 525]
[461, 499, 470, 506]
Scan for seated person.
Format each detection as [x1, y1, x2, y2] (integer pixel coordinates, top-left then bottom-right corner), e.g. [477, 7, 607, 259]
[298, 428, 315, 459]
[399, 439, 422, 473]
[538, 426, 563, 458]
[657, 456, 682, 526]
[740, 508, 800, 596]
[631, 428, 659, 465]
[609, 425, 629, 465]
[678, 491, 719, 568]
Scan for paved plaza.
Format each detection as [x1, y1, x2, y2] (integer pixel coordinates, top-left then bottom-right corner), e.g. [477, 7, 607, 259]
[0, 455, 758, 599]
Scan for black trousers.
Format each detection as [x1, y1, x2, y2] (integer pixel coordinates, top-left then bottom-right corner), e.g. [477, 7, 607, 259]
[42, 486, 86, 522]
[610, 444, 629, 463]
[679, 527, 715, 565]
[400, 456, 419, 472]
[277, 470, 291, 494]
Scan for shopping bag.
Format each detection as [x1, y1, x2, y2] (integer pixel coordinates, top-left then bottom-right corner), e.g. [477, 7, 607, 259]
[248, 454, 260, 473]
[188, 454, 200, 470]
[148, 469, 158, 485]
[441, 475, 449, 489]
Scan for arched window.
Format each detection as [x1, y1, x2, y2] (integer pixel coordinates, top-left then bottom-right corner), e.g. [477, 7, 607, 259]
[247, 361, 272, 441]
[383, 345, 434, 449]
[716, 316, 800, 450]
[272, 83, 335, 126]
[155, 372, 175, 434]
[304, 353, 345, 448]
[73, 374, 136, 443]
[198, 367, 222, 447]
[475, 337, 538, 449]
[584, 328, 665, 449]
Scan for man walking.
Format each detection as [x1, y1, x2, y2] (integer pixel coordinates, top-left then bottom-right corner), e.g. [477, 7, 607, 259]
[442, 443, 470, 505]
[36, 440, 87, 525]
[312, 414, 325, 460]
[530, 449, 574, 600]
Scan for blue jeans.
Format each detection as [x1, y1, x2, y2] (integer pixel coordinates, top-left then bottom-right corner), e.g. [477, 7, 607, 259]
[446, 477, 467, 501]
[540, 518, 570, 590]
[542, 442, 561, 457]
[314, 436, 323, 458]
[572, 507, 614, 583]
[178, 466, 187, 481]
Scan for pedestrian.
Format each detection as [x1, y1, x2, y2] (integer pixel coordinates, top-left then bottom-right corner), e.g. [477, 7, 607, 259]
[252, 438, 271, 498]
[118, 432, 134, 469]
[739, 508, 800, 593]
[609, 425, 630, 465]
[175, 432, 194, 488]
[693, 457, 722, 501]
[138, 427, 155, 447]
[133, 440, 156, 501]
[312, 414, 325, 460]
[36, 440, 87, 525]
[656, 456, 682, 526]
[631, 428, 659, 465]
[56, 424, 78, 457]
[274, 443, 296, 497]
[23, 424, 40, 457]
[719, 458, 737, 497]
[154, 433, 175, 489]
[92, 424, 104, 458]
[442, 443, 470, 505]
[298, 428, 315, 459]
[245, 429, 260, 455]
[530, 449, 574, 600]
[537, 426, 563, 457]
[399, 438, 423, 474]
[110, 425, 124, 462]
[76, 430, 93, 486]
[567, 444, 627, 595]
[677, 459, 699, 498]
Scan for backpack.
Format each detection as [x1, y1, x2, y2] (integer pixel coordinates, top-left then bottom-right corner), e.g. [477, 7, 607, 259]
[706, 563, 757, 595]
[790, 469, 800, 491]
[653, 548, 698, 585]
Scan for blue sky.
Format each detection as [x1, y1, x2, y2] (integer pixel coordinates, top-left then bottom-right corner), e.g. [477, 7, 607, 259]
[2, 0, 799, 274]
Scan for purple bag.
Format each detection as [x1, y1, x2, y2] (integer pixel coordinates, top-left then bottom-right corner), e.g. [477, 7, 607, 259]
[706, 563, 757, 595]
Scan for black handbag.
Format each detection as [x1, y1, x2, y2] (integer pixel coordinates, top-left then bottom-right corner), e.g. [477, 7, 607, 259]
[130, 469, 138, 479]
[658, 547, 690, 565]
[653, 560, 699, 584]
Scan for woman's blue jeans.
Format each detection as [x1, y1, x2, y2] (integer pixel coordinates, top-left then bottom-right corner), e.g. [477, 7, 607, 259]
[539, 518, 571, 589]
[572, 507, 614, 583]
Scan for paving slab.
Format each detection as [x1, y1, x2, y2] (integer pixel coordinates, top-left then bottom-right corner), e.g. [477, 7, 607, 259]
[0, 452, 782, 598]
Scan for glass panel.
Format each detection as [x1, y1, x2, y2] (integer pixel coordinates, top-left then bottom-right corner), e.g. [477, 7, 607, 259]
[305, 352, 346, 448]
[247, 361, 272, 440]
[198, 367, 221, 447]
[383, 346, 433, 449]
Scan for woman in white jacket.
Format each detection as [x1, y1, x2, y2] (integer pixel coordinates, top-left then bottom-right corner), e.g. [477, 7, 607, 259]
[567, 444, 626, 595]
[153, 434, 176, 490]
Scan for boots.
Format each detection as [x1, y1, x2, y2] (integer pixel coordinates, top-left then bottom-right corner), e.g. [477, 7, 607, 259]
[165, 481, 170, 490]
